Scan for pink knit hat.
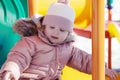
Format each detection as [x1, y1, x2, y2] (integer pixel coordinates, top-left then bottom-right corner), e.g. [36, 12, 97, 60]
[42, 1, 75, 32]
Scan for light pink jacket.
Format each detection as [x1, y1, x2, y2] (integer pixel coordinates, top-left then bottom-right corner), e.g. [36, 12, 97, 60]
[1, 31, 92, 80]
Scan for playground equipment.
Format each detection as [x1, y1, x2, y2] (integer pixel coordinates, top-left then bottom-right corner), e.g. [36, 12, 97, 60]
[0, 0, 120, 80]
[108, 22, 120, 42]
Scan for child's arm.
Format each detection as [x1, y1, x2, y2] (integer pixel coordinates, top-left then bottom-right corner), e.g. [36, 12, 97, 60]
[67, 46, 118, 80]
[67, 47, 92, 74]
[0, 37, 35, 80]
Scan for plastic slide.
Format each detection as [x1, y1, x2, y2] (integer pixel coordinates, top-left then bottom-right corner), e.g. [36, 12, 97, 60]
[0, 0, 28, 67]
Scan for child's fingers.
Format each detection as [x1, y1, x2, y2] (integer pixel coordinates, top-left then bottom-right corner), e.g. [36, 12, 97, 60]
[3, 71, 11, 80]
[3, 71, 15, 80]
[111, 70, 118, 80]
[105, 68, 118, 80]
[0, 73, 3, 79]
[108, 70, 118, 80]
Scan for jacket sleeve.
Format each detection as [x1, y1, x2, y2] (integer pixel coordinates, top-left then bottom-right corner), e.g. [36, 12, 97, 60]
[0, 37, 35, 78]
[67, 46, 92, 74]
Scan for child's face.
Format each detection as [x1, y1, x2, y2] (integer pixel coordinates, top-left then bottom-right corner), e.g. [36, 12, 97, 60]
[44, 25, 69, 44]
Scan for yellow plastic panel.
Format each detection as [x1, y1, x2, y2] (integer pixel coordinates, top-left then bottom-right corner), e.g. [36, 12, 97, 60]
[61, 66, 92, 80]
[108, 22, 120, 42]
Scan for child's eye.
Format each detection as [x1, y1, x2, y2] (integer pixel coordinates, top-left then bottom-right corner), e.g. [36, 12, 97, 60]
[60, 29, 65, 32]
[50, 26, 55, 29]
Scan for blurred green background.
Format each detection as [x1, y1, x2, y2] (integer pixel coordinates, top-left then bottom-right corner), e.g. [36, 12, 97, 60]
[0, 0, 28, 67]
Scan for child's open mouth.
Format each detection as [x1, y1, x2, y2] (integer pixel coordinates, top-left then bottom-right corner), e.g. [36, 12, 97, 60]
[51, 36, 58, 39]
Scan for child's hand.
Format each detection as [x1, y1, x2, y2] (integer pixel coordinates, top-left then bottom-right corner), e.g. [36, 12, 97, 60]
[0, 71, 15, 80]
[105, 68, 118, 80]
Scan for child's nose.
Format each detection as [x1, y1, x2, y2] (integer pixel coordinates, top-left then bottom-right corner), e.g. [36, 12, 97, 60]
[54, 30, 60, 35]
